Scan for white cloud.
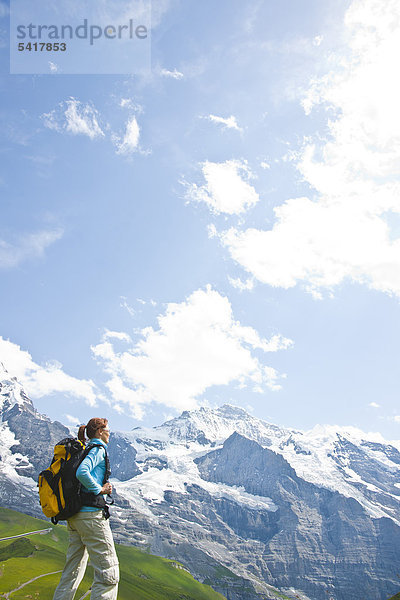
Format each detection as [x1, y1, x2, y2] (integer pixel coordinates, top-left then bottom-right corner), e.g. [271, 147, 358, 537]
[103, 330, 132, 343]
[114, 116, 140, 154]
[134, 298, 157, 307]
[64, 414, 80, 425]
[394, 416, 400, 423]
[120, 98, 132, 108]
[0, 229, 63, 269]
[120, 297, 136, 317]
[207, 223, 218, 238]
[48, 62, 59, 74]
[42, 98, 104, 139]
[160, 68, 184, 79]
[228, 276, 255, 291]
[220, 196, 400, 293]
[219, 0, 400, 297]
[92, 286, 292, 418]
[185, 160, 260, 215]
[369, 402, 381, 409]
[205, 114, 243, 132]
[119, 98, 143, 112]
[0, 337, 97, 406]
[43, 100, 144, 156]
[263, 366, 286, 392]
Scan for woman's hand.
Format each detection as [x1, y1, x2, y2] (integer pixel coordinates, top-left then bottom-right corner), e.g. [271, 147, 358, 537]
[101, 482, 113, 495]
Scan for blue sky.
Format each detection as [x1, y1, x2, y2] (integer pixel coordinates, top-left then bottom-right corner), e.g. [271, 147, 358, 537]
[1, 0, 400, 439]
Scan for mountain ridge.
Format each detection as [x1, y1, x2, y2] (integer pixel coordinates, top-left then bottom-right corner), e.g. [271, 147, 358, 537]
[118, 402, 400, 524]
[1, 366, 400, 600]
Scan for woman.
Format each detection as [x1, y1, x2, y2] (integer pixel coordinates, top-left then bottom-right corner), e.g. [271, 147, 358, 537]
[53, 417, 120, 600]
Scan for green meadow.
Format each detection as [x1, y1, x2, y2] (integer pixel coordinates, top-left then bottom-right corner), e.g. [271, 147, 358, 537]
[0, 507, 226, 600]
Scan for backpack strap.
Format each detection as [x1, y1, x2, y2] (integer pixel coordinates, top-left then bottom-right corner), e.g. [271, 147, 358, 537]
[81, 440, 102, 458]
[79, 442, 113, 517]
[84, 442, 111, 482]
[100, 446, 114, 508]
[104, 449, 111, 483]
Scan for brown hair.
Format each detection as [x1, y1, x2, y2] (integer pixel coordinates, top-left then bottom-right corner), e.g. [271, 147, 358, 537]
[78, 418, 108, 443]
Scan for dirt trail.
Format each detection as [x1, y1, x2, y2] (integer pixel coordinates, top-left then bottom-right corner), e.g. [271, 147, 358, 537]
[0, 529, 52, 542]
[1, 569, 62, 598]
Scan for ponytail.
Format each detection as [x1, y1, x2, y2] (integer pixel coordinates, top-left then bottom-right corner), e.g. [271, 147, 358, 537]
[78, 424, 87, 443]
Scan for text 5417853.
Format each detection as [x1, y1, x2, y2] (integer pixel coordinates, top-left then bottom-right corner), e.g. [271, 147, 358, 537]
[18, 42, 67, 51]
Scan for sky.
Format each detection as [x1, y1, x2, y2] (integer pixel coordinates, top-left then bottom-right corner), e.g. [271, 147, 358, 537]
[1, 0, 400, 439]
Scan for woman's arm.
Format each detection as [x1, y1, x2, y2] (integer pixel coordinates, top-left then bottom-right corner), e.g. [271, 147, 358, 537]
[76, 446, 105, 495]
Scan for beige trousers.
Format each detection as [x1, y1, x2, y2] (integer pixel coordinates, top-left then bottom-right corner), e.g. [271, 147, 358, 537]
[53, 510, 119, 600]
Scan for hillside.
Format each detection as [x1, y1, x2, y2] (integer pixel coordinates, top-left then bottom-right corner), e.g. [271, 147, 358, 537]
[0, 507, 228, 600]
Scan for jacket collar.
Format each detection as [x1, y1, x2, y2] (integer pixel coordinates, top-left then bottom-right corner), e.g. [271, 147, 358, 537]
[87, 438, 107, 448]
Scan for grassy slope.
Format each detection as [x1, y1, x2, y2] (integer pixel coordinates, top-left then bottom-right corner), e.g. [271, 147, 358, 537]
[0, 507, 226, 600]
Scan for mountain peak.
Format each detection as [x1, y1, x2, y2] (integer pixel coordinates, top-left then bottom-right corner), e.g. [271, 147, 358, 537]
[0, 364, 34, 416]
[143, 403, 289, 448]
[217, 403, 251, 417]
[168, 403, 253, 426]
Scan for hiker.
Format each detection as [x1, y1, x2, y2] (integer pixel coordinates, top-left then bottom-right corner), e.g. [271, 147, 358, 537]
[53, 417, 119, 600]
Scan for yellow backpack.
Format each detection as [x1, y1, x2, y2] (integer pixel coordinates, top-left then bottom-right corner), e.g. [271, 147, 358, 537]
[38, 437, 88, 524]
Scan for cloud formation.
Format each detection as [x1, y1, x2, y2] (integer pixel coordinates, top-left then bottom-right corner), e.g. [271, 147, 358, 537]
[42, 98, 104, 139]
[160, 68, 184, 79]
[115, 116, 140, 154]
[219, 0, 400, 297]
[0, 337, 97, 406]
[92, 286, 292, 419]
[205, 114, 242, 132]
[0, 229, 63, 269]
[228, 276, 255, 291]
[185, 160, 260, 215]
[119, 98, 143, 112]
[64, 413, 80, 425]
[43, 99, 144, 158]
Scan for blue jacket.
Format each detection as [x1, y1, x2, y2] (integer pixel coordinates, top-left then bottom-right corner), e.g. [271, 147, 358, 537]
[76, 438, 107, 512]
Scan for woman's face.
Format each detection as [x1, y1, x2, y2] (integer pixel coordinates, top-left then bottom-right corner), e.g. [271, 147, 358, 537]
[98, 426, 110, 444]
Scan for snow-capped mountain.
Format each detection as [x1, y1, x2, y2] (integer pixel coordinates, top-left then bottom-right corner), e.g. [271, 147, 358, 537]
[116, 403, 400, 524]
[0, 361, 32, 413]
[0, 362, 70, 506]
[1, 366, 400, 600]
